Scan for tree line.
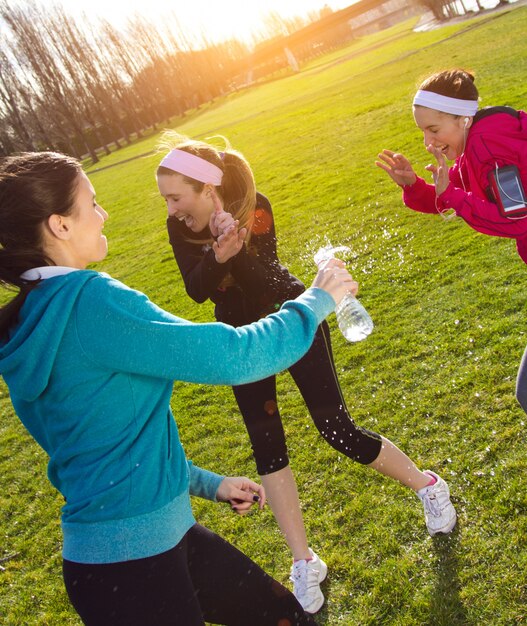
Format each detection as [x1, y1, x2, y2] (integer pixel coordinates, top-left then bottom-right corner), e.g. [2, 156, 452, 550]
[0, 0, 503, 163]
[0, 1, 314, 162]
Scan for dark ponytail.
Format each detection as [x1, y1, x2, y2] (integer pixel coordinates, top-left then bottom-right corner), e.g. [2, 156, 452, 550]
[418, 68, 479, 102]
[0, 151, 81, 338]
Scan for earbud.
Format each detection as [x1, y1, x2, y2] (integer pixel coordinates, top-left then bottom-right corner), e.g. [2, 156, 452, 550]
[464, 117, 469, 128]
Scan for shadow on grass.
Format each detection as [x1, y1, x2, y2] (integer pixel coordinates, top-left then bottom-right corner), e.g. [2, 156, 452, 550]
[428, 527, 471, 626]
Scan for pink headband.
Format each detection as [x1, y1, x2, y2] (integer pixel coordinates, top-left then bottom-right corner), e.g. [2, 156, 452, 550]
[159, 149, 223, 185]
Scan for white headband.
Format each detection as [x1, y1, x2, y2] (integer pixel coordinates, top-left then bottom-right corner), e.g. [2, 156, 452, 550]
[159, 149, 223, 185]
[413, 90, 478, 117]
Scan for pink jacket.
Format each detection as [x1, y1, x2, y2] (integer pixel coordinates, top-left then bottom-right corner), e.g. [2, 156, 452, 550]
[403, 107, 527, 264]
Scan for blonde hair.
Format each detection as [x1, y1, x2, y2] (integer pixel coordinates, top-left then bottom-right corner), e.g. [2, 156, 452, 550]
[157, 131, 256, 244]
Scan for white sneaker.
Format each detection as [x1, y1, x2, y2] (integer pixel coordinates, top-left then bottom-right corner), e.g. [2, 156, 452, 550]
[417, 471, 457, 536]
[290, 548, 328, 613]
[289, 548, 327, 614]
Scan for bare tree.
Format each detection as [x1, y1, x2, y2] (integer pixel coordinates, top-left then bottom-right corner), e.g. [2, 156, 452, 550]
[0, 49, 36, 152]
[0, 0, 100, 162]
[0, 0, 343, 160]
[99, 19, 162, 131]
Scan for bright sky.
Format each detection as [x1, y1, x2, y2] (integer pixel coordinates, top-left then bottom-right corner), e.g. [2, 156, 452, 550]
[59, 0, 355, 45]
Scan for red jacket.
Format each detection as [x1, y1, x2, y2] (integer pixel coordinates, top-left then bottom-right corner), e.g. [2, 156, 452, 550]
[403, 107, 527, 263]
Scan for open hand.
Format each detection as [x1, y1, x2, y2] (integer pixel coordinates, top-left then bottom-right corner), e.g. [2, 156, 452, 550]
[212, 224, 247, 263]
[376, 149, 417, 187]
[425, 144, 449, 196]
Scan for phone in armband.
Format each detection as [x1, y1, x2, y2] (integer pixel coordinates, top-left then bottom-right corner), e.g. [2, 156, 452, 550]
[488, 164, 527, 217]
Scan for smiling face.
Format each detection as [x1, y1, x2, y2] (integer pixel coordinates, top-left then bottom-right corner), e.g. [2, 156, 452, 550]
[157, 173, 215, 233]
[413, 106, 468, 161]
[67, 172, 109, 268]
[43, 171, 108, 269]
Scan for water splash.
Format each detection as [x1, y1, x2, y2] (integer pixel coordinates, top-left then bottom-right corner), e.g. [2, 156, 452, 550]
[313, 243, 351, 267]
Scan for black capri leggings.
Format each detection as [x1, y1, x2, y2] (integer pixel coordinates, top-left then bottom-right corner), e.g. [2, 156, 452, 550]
[63, 523, 316, 626]
[233, 320, 383, 475]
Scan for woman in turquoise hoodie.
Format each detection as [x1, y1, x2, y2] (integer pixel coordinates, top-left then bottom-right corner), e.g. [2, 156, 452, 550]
[0, 152, 355, 626]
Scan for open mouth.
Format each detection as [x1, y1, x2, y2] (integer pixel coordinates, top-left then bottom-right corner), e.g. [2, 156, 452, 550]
[181, 214, 197, 230]
[170, 211, 198, 229]
[172, 213, 189, 224]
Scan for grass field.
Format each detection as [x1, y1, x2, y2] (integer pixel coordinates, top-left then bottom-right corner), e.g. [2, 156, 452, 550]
[2, 5, 527, 625]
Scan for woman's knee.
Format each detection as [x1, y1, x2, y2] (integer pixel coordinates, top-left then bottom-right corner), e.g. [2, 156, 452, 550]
[254, 451, 290, 475]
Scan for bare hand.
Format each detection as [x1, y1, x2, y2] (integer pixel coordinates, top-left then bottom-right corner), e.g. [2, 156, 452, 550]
[212, 225, 247, 263]
[209, 190, 236, 238]
[425, 144, 449, 196]
[216, 477, 266, 515]
[376, 149, 417, 187]
[311, 258, 358, 306]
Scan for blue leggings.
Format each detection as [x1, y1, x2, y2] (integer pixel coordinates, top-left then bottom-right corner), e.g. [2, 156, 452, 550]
[233, 321, 383, 475]
[63, 524, 316, 626]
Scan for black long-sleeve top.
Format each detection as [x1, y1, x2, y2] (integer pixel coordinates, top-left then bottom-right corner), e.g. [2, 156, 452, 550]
[167, 192, 305, 327]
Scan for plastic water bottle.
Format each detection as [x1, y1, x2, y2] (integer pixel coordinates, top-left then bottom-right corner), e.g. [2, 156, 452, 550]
[314, 245, 374, 343]
[333, 292, 374, 342]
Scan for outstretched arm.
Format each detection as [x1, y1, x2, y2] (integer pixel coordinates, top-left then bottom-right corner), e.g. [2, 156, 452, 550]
[377, 149, 442, 215]
[75, 264, 354, 387]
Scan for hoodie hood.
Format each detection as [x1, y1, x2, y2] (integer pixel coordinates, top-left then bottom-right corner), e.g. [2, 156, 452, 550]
[0, 270, 99, 401]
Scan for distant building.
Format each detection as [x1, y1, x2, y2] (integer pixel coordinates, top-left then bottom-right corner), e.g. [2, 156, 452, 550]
[234, 0, 424, 86]
[349, 0, 422, 36]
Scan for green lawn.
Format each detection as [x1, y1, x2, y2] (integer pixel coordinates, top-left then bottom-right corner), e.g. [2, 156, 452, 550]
[2, 6, 527, 625]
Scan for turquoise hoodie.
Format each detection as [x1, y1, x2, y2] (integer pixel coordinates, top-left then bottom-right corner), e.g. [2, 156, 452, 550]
[0, 270, 334, 564]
